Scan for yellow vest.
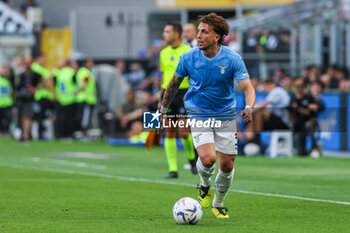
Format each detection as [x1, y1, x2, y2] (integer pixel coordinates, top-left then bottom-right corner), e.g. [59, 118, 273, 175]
[31, 62, 54, 101]
[160, 44, 191, 89]
[55, 67, 77, 106]
[0, 76, 13, 108]
[76, 67, 97, 105]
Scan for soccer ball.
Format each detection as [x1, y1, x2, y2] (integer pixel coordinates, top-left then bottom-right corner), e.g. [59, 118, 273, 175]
[172, 197, 202, 225]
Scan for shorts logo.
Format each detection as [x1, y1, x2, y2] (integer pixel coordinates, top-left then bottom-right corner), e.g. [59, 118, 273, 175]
[143, 110, 161, 129]
[218, 66, 228, 74]
[194, 133, 202, 143]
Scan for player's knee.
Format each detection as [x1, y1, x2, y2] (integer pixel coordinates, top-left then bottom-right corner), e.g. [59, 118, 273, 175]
[220, 163, 234, 173]
[219, 155, 235, 173]
[201, 156, 216, 167]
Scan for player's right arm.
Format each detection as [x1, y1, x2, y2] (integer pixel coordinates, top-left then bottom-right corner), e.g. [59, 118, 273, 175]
[160, 54, 188, 114]
[160, 73, 183, 114]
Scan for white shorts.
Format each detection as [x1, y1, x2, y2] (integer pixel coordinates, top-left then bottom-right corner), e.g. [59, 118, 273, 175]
[190, 120, 237, 155]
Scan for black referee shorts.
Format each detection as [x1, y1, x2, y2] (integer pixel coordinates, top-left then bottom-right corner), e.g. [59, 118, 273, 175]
[161, 89, 187, 118]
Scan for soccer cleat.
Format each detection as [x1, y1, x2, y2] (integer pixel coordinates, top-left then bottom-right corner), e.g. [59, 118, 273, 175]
[164, 172, 178, 179]
[196, 184, 211, 208]
[211, 207, 229, 218]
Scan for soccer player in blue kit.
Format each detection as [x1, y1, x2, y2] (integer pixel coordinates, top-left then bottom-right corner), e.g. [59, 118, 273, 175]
[160, 13, 256, 218]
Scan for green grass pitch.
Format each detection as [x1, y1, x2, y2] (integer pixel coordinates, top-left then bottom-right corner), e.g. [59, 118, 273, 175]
[0, 138, 349, 232]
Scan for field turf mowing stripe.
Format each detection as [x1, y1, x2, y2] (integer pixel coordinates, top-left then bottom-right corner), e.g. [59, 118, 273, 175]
[1, 165, 350, 233]
[1, 161, 350, 206]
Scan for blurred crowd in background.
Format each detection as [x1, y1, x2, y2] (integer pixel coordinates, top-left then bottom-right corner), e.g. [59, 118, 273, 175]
[0, 0, 349, 157]
[0, 25, 343, 156]
[0, 54, 163, 142]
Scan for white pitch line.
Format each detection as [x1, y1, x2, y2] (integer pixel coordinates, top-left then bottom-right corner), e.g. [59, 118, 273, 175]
[231, 190, 350, 206]
[1, 162, 350, 206]
[31, 157, 106, 170]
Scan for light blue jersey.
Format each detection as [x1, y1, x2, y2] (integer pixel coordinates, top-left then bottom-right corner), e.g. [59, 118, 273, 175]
[175, 46, 249, 120]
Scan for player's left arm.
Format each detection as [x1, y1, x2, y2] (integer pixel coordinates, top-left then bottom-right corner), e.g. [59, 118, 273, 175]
[234, 56, 256, 124]
[160, 73, 183, 114]
[238, 79, 256, 123]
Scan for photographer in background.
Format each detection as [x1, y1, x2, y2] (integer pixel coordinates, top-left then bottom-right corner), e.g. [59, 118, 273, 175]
[289, 78, 321, 156]
[308, 81, 325, 155]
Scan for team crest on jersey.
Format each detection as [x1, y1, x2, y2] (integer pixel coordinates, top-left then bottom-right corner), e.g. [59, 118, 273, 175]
[218, 66, 228, 74]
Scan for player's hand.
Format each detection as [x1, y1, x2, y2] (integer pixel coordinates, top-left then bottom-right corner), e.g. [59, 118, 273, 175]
[240, 109, 253, 124]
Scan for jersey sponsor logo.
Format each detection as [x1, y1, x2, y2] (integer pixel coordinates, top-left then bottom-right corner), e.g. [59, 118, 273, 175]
[218, 66, 228, 74]
[170, 56, 175, 61]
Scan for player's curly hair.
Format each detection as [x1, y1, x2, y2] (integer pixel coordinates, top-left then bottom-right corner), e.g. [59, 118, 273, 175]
[199, 13, 229, 45]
